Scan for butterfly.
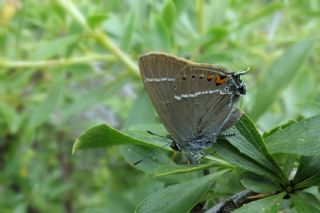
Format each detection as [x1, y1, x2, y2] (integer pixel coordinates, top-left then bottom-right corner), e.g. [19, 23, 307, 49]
[138, 52, 246, 162]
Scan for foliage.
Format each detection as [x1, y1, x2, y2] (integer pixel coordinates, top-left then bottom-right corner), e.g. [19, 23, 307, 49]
[0, 0, 319, 212]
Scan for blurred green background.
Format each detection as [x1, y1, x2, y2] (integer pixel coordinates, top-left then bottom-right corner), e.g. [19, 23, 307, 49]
[0, 0, 319, 212]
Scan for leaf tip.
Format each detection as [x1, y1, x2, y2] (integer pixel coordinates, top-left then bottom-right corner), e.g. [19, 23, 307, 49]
[72, 139, 80, 154]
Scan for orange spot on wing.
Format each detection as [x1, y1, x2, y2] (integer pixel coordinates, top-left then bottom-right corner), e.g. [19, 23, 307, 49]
[207, 74, 214, 81]
[215, 75, 226, 86]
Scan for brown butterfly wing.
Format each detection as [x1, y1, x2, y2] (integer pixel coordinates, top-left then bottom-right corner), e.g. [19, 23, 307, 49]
[139, 53, 241, 146]
[139, 53, 190, 142]
[173, 64, 239, 139]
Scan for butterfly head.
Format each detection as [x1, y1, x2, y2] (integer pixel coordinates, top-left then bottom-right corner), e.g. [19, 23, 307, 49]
[231, 70, 247, 96]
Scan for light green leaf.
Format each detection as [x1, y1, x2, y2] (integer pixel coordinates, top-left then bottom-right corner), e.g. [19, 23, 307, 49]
[0, 102, 22, 133]
[150, 16, 172, 52]
[73, 124, 163, 154]
[233, 192, 285, 213]
[32, 35, 80, 60]
[121, 12, 135, 50]
[292, 191, 320, 213]
[135, 170, 228, 213]
[61, 76, 127, 120]
[266, 116, 320, 156]
[124, 91, 157, 129]
[249, 38, 315, 120]
[28, 81, 62, 130]
[154, 163, 218, 177]
[87, 14, 108, 29]
[161, 0, 176, 31]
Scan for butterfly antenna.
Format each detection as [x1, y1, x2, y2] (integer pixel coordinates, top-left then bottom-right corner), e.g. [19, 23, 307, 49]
[133, 142, 172, 165]
[146, 130, 169, 139]
[236, 67, 250, 76]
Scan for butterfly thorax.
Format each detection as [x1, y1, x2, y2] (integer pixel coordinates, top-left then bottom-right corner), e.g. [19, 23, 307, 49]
[172, 134, 215, 153]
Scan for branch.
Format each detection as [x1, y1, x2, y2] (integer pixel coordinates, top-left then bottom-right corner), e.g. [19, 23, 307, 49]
[57, 0, 139, 77]
[0, 54, 115, 69]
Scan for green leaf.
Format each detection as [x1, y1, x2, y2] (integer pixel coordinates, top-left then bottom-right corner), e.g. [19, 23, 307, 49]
[124, 91, 157, 129]
[121, 12, 135, 50]
[161, 0, 176, 31]
[213, 141, 280, 183]
[150, 15, 172, 52]
[0, 102, 22, 133]
[215, 113, 286, 184]
[73, 123, 164, 154]
[31, 35, 80, 60]
[249, 38, 315, 120]
[293, 156, 320, 189]
[154, 163, 217, 177]
[28, 81, 62, 130]
[119, 145, 174, 175]
[233, 192, 285, 213]
[237, 2, 282, 28]
[241, 172, 282, 193]
[292, 191, 320, 213]
[61, 76, 127, 120]
[135, 170, 228, 213]
[87, 14, 108, 29]
[266, 116, 320, 156]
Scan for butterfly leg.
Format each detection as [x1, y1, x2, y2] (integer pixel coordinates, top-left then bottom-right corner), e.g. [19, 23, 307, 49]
[187, 152, 201, 164]
[220, 132, 236, 137]
[146, 130, 171, 140]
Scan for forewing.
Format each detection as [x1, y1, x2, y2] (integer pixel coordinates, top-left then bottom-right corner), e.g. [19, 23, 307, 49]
[139, 53, 189, 142]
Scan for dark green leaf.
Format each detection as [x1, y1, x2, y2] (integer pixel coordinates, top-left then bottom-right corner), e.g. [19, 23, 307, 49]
[292, 191, 320, 213]
[135, 170, 228, 213]
[266, 116, 320, 156]
[215, 113, 286, 183]
[249, 39, 315, 120]
[293, 156, 320, 189]
[241, 172, 282, 193]
[233, 192, 285, 213]
[213, 141, 281, 183]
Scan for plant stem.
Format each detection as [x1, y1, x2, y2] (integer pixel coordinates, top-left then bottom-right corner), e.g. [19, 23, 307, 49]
[0, 54, 115, 69]
[93, 32, 139, 76]
[196, 0, 204, 35]
[57, 0, 139, 77]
